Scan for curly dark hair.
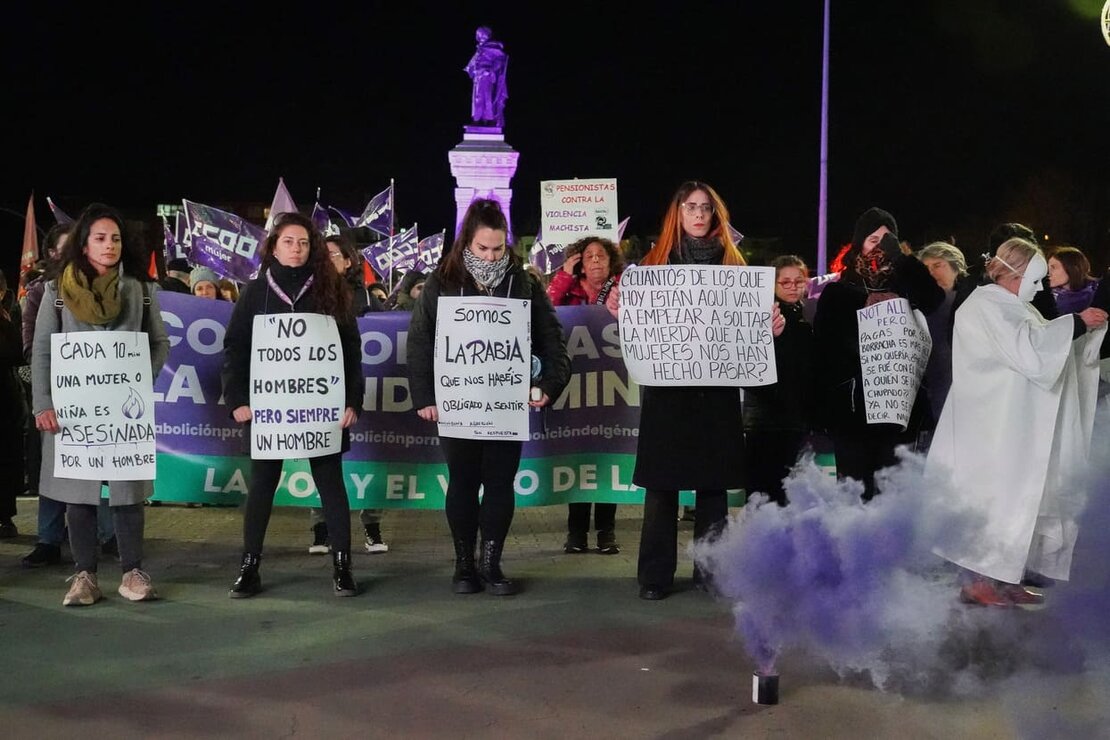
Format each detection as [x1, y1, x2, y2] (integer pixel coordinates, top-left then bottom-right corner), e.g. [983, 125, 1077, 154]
[261, 212, 351, 319]
[565, 235, 625, 279]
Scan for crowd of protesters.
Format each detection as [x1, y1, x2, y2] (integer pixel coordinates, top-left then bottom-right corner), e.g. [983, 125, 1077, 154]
[4, 186, 1107, 610]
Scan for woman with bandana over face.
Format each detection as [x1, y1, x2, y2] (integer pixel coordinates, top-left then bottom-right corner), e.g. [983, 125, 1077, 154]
[926, 238, 1107, 607]
[813, 207, 944, 500]
[407, 199, 570, 596]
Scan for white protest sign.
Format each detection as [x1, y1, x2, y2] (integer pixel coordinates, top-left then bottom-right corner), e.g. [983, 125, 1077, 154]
[857, 297, 932, 428]
[250, 313, 345, 459]
[619, 265, 778, 387]
[539, 178, 619, 248]
[434, 296, 531, 440]
[50, 332, 156, 480]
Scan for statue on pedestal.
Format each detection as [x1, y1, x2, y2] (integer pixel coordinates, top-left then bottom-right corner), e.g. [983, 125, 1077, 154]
[465, 26, 508, 128]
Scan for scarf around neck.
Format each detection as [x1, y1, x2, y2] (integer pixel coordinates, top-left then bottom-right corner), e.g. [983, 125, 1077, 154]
[463, 249, 511, 290]
[59, 263, 121, 325]
[679, 235, 725, 265]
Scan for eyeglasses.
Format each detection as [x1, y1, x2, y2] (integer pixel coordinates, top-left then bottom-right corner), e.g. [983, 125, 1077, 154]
[327, 251, 345, 260]
[776, 279, 807, 288]
[680, 202, 714, 215]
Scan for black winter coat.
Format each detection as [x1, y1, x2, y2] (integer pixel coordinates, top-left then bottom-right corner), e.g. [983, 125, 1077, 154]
[743, 300, 815, 433]
[222, 263, 365, 453]
[813, 254, 944, 434]
[406, 264, 571, 412]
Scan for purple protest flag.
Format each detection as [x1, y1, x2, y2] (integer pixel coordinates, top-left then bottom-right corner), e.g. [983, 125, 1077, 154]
[357, 184, 393, 235]
[727, 222, 745, 244]
[183, 199, 267, 283]
[174, 211, 191, 252]
[264, 177, 298, 231]
[361, 236, 391, 272]
[310, 202, 334, 235]
[528, 240, 549, 272]
[415, 231, 445, 268]
[162, 216, 189, 264]
[46, 197, 75, 226]
[327, 205, 357, 227]
[617, 216, 630, 241]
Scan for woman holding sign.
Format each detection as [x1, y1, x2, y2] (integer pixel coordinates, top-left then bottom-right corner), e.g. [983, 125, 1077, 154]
[222, 212, 365, 598]
[31, 204, 170, 607]
[547, 235, 624, 554]
[813, 207, 943, 500]
[630, 181, 783, 600]
[408, 199, 570, 596]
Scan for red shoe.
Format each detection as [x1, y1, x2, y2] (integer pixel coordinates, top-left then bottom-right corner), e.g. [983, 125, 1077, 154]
[1002, 584, 1045, 606]
[959, 580, 1013, 607]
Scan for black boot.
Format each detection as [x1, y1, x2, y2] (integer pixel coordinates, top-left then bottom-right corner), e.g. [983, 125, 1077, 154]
[452, 538, 482, 594]
[333, 550, 358, 597]
[229, 553, 262, 599]
[478, 539, 518, 596]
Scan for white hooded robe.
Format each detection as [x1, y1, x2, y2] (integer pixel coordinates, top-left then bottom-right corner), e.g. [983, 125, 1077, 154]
[927, 284, 1105, 584]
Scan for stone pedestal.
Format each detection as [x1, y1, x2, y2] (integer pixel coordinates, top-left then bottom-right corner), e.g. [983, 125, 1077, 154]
[448, 126, 520, 240]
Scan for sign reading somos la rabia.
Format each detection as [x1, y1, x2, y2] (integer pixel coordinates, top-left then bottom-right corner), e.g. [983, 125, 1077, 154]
[856, 297, 932, 429]
[50, 332, 156, 480]
[539, 178, 619, 249]
[249, 313, 345, 459]
[618, 264, 778, 386]
[434, 296, 531, 440]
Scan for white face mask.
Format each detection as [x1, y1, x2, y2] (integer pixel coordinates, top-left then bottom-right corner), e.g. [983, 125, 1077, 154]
[1018, 254, 1047, 302]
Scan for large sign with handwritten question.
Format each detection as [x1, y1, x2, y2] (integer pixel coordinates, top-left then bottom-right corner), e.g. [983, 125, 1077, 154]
[434, 296, 531, 440]
[50, 332, 156, 480]
[249, 313, 346, 459]
[618, 265, 778, 386]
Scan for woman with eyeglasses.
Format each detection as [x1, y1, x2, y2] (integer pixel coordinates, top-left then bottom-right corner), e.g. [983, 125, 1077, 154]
[627, 181, 784, 600]
[742, 255, 815, 506]
[547, 235, 624, 555]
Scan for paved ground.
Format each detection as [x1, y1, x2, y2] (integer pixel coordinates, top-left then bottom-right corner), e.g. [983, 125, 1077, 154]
[0, 499, 1103, 739]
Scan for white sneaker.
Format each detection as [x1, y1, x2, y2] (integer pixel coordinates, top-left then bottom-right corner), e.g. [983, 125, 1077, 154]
[308, 523, 330, 555]
[63, 571, 102, 607]
[118, 568, 159, 601]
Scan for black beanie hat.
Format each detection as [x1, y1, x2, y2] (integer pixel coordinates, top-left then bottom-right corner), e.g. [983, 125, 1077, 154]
[851, 207, 898, 251]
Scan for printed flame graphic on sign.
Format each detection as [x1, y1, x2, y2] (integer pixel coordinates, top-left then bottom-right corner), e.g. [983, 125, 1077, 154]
[122, 387, 145, 419]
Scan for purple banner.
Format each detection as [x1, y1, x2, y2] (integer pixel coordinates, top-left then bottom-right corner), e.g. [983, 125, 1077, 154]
[183, 200, 266, 284]
[154, 295, 638, 465]
[358, 185, 393, 235]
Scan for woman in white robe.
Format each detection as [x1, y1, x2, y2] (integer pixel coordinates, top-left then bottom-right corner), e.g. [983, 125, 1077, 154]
[927, 238, 1107, 607]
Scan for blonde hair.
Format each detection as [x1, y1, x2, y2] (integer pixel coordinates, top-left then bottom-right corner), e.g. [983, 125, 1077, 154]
[985, 237, 1041, 284]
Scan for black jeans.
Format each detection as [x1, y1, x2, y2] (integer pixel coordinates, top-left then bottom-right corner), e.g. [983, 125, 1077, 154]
[68, 503, 143, 573]
[439, 436, 522, 544]
[637, 489, 727, 588]
[567, 503, 616, 535]
[243, 453, 350, 554]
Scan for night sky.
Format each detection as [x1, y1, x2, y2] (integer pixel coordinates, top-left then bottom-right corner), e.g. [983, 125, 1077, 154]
[4, 0, 1109, 280]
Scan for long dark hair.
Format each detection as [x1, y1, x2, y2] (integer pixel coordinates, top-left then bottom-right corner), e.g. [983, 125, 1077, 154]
[1049, 246, 1093, 291]
[326, 233, 364, 287]
[52, 203, 150, 283]
[261, 212, 351, 319]
[437, 198, 516, 289]
[641, 181, 744, 266]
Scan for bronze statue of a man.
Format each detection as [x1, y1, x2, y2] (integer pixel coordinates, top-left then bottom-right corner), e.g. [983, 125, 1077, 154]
[465, 26, 508, 128]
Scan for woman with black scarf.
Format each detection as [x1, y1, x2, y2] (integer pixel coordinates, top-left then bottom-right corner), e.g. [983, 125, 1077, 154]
[222, 213, 365, 598]
[813, 207, 944, 500]
[630, 181, 784, 600]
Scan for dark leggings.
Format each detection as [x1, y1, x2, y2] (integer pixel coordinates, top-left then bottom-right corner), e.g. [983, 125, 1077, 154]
[567, 503, 617, 535]
[637, 489, 728, 588]
[68, 503, 144, 574]
[243, 454, 350, 555]
[439, 437, 522, 544]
